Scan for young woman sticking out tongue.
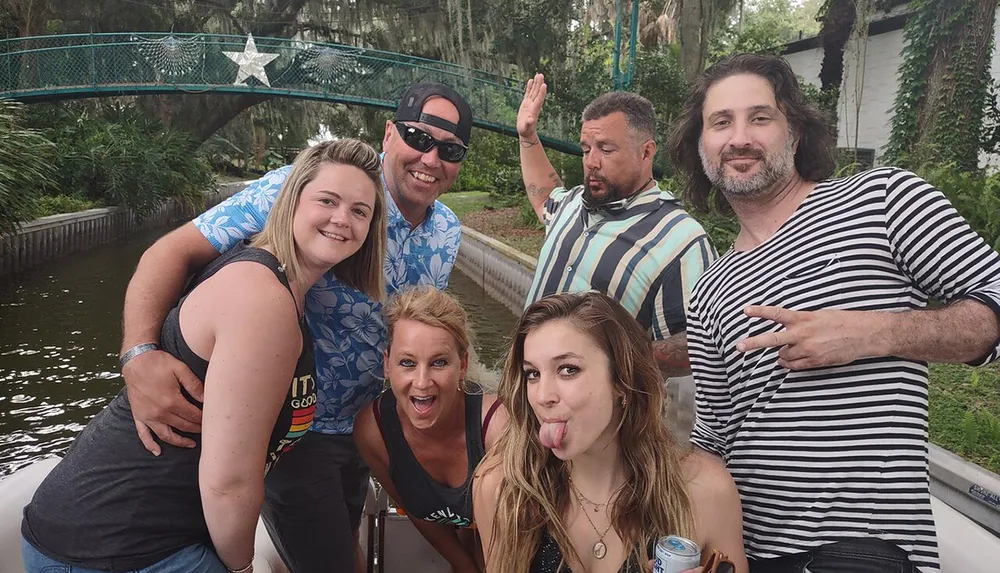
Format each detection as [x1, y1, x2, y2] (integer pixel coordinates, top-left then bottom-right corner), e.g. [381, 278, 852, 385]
[474, 292, 749, 573]
[353, 287, 507, 573]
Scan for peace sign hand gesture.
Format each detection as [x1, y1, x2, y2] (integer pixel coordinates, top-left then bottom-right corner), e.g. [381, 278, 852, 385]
[736, 305, 889, 370]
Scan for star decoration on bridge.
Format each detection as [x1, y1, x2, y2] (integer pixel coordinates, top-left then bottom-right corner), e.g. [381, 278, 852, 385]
[224, 34, 279, 87]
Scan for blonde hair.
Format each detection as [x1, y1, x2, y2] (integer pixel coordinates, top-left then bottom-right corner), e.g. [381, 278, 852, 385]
[383, 286, 497, 391]
[250, 139, 387, 301]
[481, 292, 694, 573]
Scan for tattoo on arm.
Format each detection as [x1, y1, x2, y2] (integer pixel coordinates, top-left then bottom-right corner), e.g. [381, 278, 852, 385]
[519, 137, 540, 148]
[547, 170, 564, 189]
[652, 332, 691, 377]
[526, 171, 562, 200]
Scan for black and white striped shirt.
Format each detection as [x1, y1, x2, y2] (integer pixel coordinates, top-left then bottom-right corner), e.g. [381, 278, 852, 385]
[687, 168, 1000, 572]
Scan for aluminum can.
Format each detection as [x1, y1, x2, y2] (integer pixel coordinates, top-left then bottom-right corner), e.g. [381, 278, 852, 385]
[653, 535, 701, 573]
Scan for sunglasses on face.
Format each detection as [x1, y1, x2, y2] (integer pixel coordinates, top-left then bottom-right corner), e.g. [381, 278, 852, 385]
[394, 121, 468, 163]
[704, 549, 737, 573]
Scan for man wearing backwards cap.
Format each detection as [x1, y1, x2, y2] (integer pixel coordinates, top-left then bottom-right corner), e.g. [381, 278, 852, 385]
[116, 83, 473, 573]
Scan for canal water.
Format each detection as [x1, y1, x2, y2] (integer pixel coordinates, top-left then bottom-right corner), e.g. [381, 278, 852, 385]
[0, 227, 518, 477]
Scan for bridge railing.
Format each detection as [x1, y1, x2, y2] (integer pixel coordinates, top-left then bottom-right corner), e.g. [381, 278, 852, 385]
[0, 33, 581, 154]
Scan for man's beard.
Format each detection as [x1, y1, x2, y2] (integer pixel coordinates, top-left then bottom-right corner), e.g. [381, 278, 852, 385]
[583, 173, 628, 207]
[699, 134, 796, 199]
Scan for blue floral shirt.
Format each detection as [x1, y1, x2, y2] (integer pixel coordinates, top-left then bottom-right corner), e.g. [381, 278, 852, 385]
[193, 163, 462, 434]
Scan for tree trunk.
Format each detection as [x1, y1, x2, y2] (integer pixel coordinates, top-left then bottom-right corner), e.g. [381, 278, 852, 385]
[138, 93, 268, 144]
[679, 0, 704, 82]
[818, 0, 856, 94]
[914, 0, 998, 169]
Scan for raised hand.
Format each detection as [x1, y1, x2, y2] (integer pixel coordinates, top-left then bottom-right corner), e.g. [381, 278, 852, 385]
[517, 73, 547, 141]
[735, 305, 887, 370]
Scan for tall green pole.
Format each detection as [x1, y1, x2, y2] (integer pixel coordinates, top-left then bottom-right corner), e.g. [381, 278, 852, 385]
[625, 0, 640, 88]
[612, 0, 623, 90]
[611, 0, 640, 90]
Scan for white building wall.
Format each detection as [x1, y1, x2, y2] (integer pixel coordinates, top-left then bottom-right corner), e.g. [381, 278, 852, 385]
[784, 28, 905, 160]
[836, 28, 906, 155]
[785, 11, 1000, 166]
[782, 49, 823, 89]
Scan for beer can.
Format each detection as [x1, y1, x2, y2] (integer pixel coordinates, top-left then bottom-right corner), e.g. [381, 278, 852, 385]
[653, 535, 701, 573]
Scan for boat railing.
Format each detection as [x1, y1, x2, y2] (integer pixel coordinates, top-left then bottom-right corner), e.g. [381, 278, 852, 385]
[928, 444, 1000, 536]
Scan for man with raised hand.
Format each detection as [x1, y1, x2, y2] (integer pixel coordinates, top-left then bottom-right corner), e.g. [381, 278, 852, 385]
[668, 53, 1000, 573]
[117, 82, 473, 573]
[516, 74, 716, 434]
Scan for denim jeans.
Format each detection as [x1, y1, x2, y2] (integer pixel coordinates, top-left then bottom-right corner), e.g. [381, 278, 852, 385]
[748, 537, 916, 573]
[22, 537, 228, 573]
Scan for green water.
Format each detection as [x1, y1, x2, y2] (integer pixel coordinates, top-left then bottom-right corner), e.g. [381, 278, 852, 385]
[0, 228, 517, 477]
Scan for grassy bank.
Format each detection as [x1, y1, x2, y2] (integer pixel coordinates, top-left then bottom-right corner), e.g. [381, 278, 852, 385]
[441, 192, 1000, 475]
[440, 192, 545, 257]
[929, 363, 1000, 473]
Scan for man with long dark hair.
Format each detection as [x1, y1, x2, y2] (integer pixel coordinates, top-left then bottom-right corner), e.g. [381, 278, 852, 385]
[667, 52, 1000, 573]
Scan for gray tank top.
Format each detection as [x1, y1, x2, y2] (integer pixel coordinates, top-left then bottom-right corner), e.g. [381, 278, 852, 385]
[22, 242, 317, 570]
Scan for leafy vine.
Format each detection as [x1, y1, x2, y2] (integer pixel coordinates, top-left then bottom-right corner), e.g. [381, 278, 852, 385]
[884, 0, 996, 170]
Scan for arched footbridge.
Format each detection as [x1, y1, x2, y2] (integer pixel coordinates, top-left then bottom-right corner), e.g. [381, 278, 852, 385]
[0, 32, 581, 155]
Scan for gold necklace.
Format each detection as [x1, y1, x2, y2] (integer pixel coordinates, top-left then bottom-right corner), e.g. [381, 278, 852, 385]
[571, 485, 614, 559]
[570, 478, 626, 513]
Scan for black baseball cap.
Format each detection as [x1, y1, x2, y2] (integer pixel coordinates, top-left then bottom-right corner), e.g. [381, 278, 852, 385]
[395, 82, 473, 145]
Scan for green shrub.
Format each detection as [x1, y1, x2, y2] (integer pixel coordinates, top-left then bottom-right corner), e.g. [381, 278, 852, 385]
[27, 103, 214, 220]
[915, 163, 1000, 250]
[28, 195, 101, 218]
[0, 99, 55, 235]
[453, 131, 523, 196]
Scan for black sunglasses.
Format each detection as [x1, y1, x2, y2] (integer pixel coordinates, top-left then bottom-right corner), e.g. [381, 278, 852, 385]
[394, 121, 468, 163]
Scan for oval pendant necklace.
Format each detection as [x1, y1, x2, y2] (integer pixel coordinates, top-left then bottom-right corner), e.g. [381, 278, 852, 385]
[571, 484, 614, 559]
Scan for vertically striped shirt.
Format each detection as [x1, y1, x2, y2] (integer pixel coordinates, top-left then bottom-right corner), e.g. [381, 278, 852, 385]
[687, 168, 1000, 572]
[526, 184, 716, 340]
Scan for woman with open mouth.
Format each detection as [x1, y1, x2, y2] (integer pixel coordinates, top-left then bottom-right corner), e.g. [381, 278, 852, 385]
[473, 292, 749, 573]
[353, 286, 507, 573]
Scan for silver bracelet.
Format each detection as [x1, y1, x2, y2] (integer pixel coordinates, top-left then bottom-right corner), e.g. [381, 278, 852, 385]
[228, 560, 254, 573]
[119, 342, 159, 370]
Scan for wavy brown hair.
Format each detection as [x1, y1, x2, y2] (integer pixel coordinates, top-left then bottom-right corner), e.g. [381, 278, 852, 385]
[479, 292, 693, 573]
[666, 53, 836, 214]
[250, 139, 386, 301]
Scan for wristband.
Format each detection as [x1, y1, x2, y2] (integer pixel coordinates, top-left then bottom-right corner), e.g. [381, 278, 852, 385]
[119, 343, 159, 370]
[228, 560, 253, 573]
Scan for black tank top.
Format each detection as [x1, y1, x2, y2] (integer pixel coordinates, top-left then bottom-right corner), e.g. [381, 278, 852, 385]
[22, 242, 317, 571]
[373, 387, 499, 528]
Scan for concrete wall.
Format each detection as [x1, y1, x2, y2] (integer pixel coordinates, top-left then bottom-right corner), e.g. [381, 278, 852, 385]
[0, 181, 247, 278]
[453, 226, 538, 316]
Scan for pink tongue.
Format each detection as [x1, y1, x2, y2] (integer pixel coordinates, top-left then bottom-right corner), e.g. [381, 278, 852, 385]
[539, 422, 567, 450]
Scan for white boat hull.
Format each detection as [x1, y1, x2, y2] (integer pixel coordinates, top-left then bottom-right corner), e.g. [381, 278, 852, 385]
[1, 457, 998, 573]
